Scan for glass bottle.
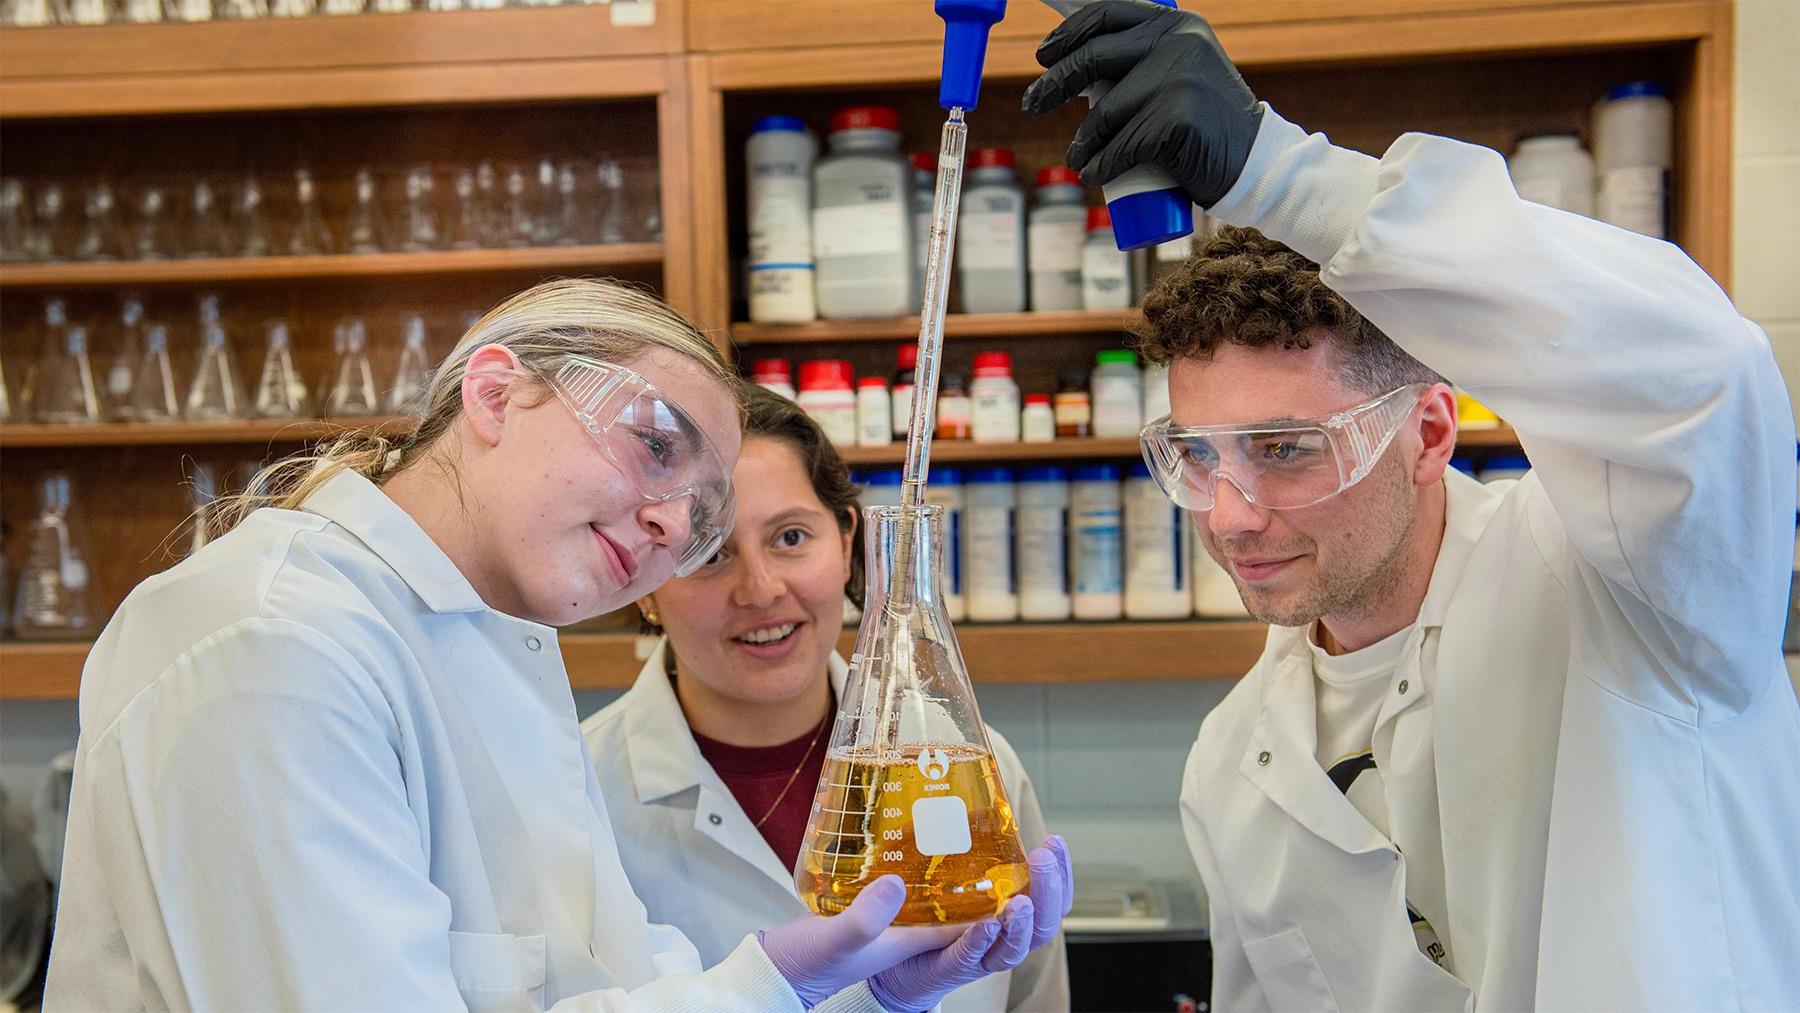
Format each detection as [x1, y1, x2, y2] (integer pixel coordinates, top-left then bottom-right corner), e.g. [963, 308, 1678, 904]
[164, 0, 212, 20]
[75, 180, 122, 261]
[593, 157, 627, 244]
[553, 162, 583, 247]
[344, 167, 385, 254]
[499, 164, 534, 248]
[126, 322, 181, 421]
[12, 473, 91, 641]
[132, 183, 173, 260]
[386, 313, 431, 414]
[120, 0, 164, 19]
[268, 0, 313, 14]
[30, 182, 67, 262]
[326, 317, 379, 416]
[399, 166, 440, 252]
[795, 504, 1029, 924]
[446, 167, 485, 250]
[936, 373, 971, 441]
[253, 319, 310, 418]
[187, 309, 245, 420]
[104, 295, 148, 418]
[217, 0, 265, 16]
[1053, 370, 1091, 438]
[0, 178, 28, 262]
[530, 158, 559, 245]
[287, 168, 333, 256]
[32, 325, 103, 424]
[4, 0, 57, 26]
[58, 0, 109, 24]
[186, 179, 233, 259]
[235, 175, 272, 258]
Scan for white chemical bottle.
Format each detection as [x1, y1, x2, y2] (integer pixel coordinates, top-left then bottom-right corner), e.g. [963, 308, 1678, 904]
[1124, 460, 1193, 618]
[925, 466, 966, 621]
[747, 115, 819, 322]
[1017, 466, 1072, 620]
[812, 106, 915, 318]
[1091, 349, 1143, 438]
[1081, 206, 1133, 310]
[964, 468, 1018, 622]
[970, 351, 1021, 443]
[1593, 81, 1673, 239]
[1507, 131, 1596, 218]
[1070, 464, 1123, 620]
[1028, 166, 1088, 312]
[856, 377, 892, 447]
[1020, 393, 1056, 443]
[957, 148, 1028, 314]
[1192, 527, 1250, 618]
[909, 152, 936, 314]
[1142, 359, 1170, 423]
[750, 358, 796, 401]
[796, 359, 857, 445]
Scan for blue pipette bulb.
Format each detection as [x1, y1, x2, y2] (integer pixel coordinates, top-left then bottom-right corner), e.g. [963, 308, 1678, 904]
[936, 0, 1009, 111]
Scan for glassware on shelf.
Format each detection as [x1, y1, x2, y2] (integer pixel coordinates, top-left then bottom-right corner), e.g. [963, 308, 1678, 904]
[186, 463, 220, 555]
[553, 162, 585, 247]
[164, 0, 213, 20]
[253, 319, 310, 419]
[31, 325, 103, 424]
[132, 183, 173, 260]
[74, 180, 122, 261]
[474, 161, 500, 245]
[104, 295, 148, 418]
[268, 0, 314, 14]
[500, 164, 535, 248]
[18, 296, 69, 419]
[120, 0, 165, 19]
[593, 158, 627, 245]
[218, 0, 266, 15]
[125, 322, 182, 422]
[386, 313, 432, 414]
[0, 179, 28, 262]
[287, 168, 333, 256]
[344, 167, 386, 254]
[29, 182, 67, 262]
[424, 0, 464, 10]
[235, 175, 272, 258]
[446, 167, 486, 250]
[57, 0, 109, 22]
[12, 473, 92, 641]
[0, 350, 13, 423]
[186, 179, 233, 258]
[794, 504, 1030, 925]
[369, 0, 411, 11]
[530, 158, 560, 245]
[3, 0, 58, 27]
[187, 308, 246, 420]
[326, 317, 379, 416]
[399, 166, 440, 252]
[319, 0, 361, 12]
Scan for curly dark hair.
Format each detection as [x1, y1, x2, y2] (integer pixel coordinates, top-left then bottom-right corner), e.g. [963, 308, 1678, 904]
[1131, 225, 1443, 396]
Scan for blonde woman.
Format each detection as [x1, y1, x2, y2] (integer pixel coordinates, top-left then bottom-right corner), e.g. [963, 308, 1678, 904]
[43, 279, 1069, 1012]
[584, 386, 1071, 1012]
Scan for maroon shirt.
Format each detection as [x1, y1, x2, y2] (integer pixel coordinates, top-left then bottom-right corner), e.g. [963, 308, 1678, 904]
[692, 708, 831, 871]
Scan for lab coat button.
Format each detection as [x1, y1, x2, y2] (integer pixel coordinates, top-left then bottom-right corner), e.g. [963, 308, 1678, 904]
[709, 813, 723, 825]
[1257, 751, 1271, 766]
[526, 635, 542, 651]
[1398, 679, 1410, 695]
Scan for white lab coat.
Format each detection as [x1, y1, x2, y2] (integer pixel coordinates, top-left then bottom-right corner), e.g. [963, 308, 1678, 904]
[44, 470, 884, 1013]
[1180, 107, 1800, 1011]
[581, 640, 1071, 1012]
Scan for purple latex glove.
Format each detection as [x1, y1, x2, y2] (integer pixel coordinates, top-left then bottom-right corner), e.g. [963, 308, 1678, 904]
[759, 875, 964, 1008]
[868, 836, 1075, 1013]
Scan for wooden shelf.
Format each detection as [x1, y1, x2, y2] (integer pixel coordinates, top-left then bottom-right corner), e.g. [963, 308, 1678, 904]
[839, 427, 1521, 467]
[731, 309, 1142, 346]
[0, 244, 663, 289]
[1455, 426, 1523, 449]
[1, 620, 1267, 700]
[0, 415, 416, 448]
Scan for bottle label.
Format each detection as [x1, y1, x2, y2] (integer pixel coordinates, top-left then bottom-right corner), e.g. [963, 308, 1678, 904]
[813, 201, 906, 258]
[1018, 506, 1068, 594]
[1126, 492, 1184, 594]
[1072, 507, 1123, 595]
[1082, 245, 1131, 309]
[1597, 166, 1667, 238]
[958, 209, 1024, 271]
[971, 391, 1020, 443]
[749, 174, 814, 266]
[892, 383, 914, 436]
[1028, 220, 1084, 272]
[967, 506, 1015, 599]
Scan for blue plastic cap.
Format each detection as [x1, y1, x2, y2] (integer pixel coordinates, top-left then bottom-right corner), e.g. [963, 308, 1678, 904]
[929, 465, 963, 484]
[965, 466, 1013, 484]
[1607, 80, 1666, 101]
[1073, 464, 1121, 482]
[1483, 455, 1531, 472]
[1449, 457, 1476, 475]
[936, 0, 1008, 111]
[1126, 460, 1153, 479]
[1106, 187, 1193, 251]
[753, 115, 807, 134]
[1018, 465, 1068, 483]
[863, 469, 904, 487]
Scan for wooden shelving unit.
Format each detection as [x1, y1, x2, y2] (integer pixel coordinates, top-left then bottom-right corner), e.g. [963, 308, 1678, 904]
[0, 244, 663, 289]
[0, 619, 1267, 700]
[0, 416, 416, 448]
[732, 309, 1141, 346]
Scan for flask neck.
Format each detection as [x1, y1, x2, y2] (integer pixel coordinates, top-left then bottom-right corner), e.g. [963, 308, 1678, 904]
[863, 504, 949, 614]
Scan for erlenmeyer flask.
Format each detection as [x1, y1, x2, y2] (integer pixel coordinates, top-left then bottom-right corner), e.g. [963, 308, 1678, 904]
[164, 0, 212, 21]
[126, 323, 181, 421]
[446, 168, 485, 250]
[32, 325, 103, 424]
[500, 164, 535, 248]
[399, 166, 440, 252]
[75, 180, 122, 261]
[120, 0, 163, 20]
[344, 167, 385, 254]
[253, 319, 310, 418]
[326, 317, 379, 416]
[1, 178, 28, 262]
[132, 184, 172, 260]
[287, 168, 333, 256]
[185, 179, 232, 258]
[12, 473, 91, 640]
[796, 504, 1029, 925]
[235, 175, 272, 258]
[552, 162, 584, 247]
[104, 295, 147, 418]
[594, 158, 627, 244]
[187, 318, 245, 420]
[30, 183, 67, 262]
[385, 313, 431, 413]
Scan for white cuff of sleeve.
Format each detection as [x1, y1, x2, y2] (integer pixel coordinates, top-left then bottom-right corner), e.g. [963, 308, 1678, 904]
[1204, 103, 1381, 267]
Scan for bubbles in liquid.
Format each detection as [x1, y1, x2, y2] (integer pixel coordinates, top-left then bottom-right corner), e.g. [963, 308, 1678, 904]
[796, 744, 1029, 924]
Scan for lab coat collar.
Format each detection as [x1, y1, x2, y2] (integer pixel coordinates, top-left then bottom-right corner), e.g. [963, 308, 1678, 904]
[300, 470, 490, 615]
[1416, 469, 1505, 629]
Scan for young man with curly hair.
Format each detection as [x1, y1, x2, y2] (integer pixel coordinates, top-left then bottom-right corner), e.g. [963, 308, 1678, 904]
[1024, 3, 1799, 1010]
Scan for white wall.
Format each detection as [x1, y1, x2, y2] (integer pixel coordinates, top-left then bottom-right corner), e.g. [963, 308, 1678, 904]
[1734, 0, 1800, 430]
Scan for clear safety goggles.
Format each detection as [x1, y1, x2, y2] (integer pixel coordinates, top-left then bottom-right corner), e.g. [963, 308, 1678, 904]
[546, 356, 735, 578]
[1139, 383, 1428, 511]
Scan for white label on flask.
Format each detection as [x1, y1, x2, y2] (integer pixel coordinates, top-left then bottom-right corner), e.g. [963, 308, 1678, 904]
[1514, 177, 1566, 210]
[1597, 166, 1667, 238]
[813, 203, 906, 258]
[1082, 244, 1131, 309]
[1028, 220, 1084, 272]
[912, 795, 972, 857]
[959, 210, 1023, 271]
[749, 175, 813, 266]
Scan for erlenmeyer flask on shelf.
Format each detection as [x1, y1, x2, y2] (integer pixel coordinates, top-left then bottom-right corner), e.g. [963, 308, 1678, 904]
[30, 183, 67, 262]
[164, 0, 212, 21]
[500, 164, 535, 248]
[59, 0, 109, 25]
[235, 175, 272, 257]
[593, 158, 627, 244]
[126, 323, 181, 421]
[119, 0, 163, 20]
[186, 179, 232, 259]
[326, 317, 379, 416]
[553, 162, 584, 247]
[104, 295, 148, 417]
[795, 503, 1030, 925]
[385, 314, 431, 414]
[13, 472, 92, 640]
[345, 167, 386, 254]
[399, 166, 440, 252]
[287, 168, 333, 256]
[132, 184, 173, 260]
[1, 178, 28, 262]
[75, 180, 122, 261]
[530, 158, 560, 245]
[4, 0, 57, 27]
[32, 325, 103, 425]
[446, 168, 485, 250]
[187, 316, 245, 420]
[253, 319, 310, 419]
[218, 0, 267, 16]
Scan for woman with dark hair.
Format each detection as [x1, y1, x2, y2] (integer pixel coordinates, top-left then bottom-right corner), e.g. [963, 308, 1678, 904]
[583, 385, 1070, 1011]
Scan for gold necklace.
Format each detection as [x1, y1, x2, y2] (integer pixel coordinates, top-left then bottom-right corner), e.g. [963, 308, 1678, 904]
[754, 710, 830, 829]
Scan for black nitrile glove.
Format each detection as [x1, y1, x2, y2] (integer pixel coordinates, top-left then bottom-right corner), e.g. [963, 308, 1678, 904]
[1022, 0, 1263, 210]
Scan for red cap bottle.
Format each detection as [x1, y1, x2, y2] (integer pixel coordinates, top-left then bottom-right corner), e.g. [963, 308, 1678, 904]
[829, 106, 901, 134]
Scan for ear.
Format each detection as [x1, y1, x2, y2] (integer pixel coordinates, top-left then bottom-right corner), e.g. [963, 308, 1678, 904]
[461, 344, 523, 449]
[1412, 383, 1459, 487]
